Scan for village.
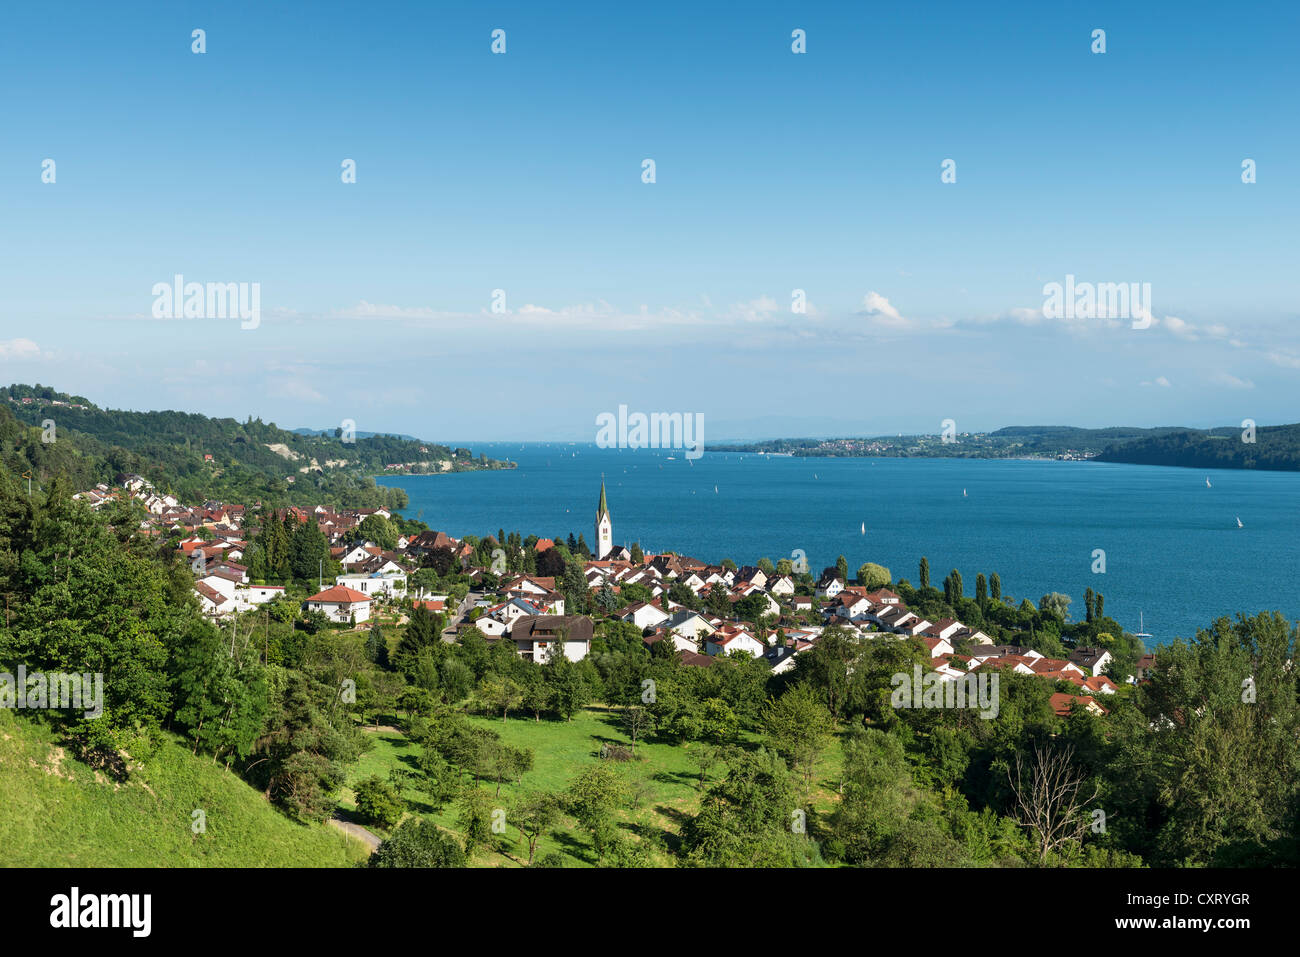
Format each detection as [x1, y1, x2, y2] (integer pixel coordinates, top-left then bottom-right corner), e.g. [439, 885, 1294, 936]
[70, 473, 1149, 722]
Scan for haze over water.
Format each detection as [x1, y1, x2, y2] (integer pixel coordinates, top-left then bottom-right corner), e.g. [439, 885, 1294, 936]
[378, 444, 1300, 646]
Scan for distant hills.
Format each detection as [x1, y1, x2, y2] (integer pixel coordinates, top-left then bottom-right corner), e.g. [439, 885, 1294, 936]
[1, 383, 513, 508]
[292, 427, 423, 443]
[716, 423, 1300, 471]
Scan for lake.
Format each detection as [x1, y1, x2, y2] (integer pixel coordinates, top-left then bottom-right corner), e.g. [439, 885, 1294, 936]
[377, 444, 1300, 645]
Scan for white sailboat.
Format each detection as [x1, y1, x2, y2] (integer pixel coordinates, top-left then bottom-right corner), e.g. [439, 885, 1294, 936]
[714, 485, 718, 493]
[1205, 476, 1211, 488]
[963, 488, 967, 497]
[1134, 611, 1153, 641]
[860, 522, 866, 535]
[1237, 516, 1243, 528]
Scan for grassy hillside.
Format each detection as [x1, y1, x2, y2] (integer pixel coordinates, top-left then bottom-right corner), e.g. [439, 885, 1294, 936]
[339, 706, 845, 867]
[0, 711, 369, 867]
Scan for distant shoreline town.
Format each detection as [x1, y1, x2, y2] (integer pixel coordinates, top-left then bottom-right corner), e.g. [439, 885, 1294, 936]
[713, 422, 1300, 471]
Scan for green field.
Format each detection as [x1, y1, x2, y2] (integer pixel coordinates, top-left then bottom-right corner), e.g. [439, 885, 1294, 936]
[341, 705, 846, 867]
[0, 710, 370, 867]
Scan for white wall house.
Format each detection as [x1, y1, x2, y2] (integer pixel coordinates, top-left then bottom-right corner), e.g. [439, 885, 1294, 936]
[335, 572, 406, 598]
[305, 585, 371, 624]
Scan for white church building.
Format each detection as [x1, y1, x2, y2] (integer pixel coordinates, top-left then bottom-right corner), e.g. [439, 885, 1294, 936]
[596, 478, 613, 559]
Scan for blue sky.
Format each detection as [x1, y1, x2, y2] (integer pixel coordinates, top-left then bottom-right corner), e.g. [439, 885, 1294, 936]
[0, 0, 1296, 441]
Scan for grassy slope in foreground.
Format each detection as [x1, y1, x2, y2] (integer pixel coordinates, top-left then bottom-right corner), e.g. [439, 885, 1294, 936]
[340, 706, 846, 867]
[0, 711, 369, 867]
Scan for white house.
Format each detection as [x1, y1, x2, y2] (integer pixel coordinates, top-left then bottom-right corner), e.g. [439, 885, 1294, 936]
[705, 627, 766, 658]
[335, 572, 406, 598]
[510, 615, 594, 663]
[620, 601, 670, 631]
[766, 574, 795, 597]
[305, 585, 371, 624]
[815, 575, 845, 599]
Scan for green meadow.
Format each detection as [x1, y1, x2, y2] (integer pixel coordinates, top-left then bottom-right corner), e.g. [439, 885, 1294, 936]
[0, 710, 370, 868]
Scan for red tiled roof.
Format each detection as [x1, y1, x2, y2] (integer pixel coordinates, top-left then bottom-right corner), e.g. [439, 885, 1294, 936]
[307, 585, 370, 604]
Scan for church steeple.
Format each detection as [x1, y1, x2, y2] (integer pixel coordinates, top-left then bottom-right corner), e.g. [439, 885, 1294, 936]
[595, 476, 613, 559]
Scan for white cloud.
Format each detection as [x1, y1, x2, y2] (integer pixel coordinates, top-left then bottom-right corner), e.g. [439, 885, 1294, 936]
[0, 338, 42, 360]
[1209, 371, 1255, 390]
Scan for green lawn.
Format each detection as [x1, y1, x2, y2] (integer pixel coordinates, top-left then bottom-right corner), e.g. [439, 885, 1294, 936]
[343, 705, 847, 867]
[0, 710, 370, 867]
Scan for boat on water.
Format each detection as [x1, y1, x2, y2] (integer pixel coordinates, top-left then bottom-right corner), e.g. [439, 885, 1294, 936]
[1237, 516, 1244, 528]
[963, 488, 967, 497]
[1134, 611, 1153, 641]
[1206, 476, 1211, 488]
[860, 521, 866, 534]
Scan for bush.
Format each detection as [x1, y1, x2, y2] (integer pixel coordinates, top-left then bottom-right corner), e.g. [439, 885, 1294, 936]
[354, 775, 405, 829]
[369, 817, 466, 868]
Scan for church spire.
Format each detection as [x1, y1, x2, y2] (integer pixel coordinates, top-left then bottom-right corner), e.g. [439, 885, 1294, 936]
[595, 476, 613, 559]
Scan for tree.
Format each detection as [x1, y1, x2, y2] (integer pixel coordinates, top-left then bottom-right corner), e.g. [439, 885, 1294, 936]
[547, 656, 590, 721]
[976, 573, 988, 604]
[944, 569, 964, 604]
[365, 623, 390, 668]
[919, 556, 930, 590]
[990, 572, 1002, 601]
[705, 582, 732, 619]
[354, 775, 405, 829]
[567, 765, 626, 861]
[857, 562, 891, 590]
[836, 555, 849, 582]
[357, 514, 398, 550]
[512, 791, 562, 865]
[479, 674, 524, 720]
[762, 685, 834, 795]
[289, 517, 331, 582]
[681, 749, 821, 868]
[620, 705, 654, 755]
[521, 674, 552, 721]
[369, 817, 466, 868]
[688, 742, 730, 789]
[595, 581, 619, 613]
[1039, 592, 1072, 622]
[456, 788, 497, 857]
[1007, 741, 1099, 865]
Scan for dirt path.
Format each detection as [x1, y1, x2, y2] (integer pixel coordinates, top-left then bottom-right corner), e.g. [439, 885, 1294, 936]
[330, 815, 382, 852]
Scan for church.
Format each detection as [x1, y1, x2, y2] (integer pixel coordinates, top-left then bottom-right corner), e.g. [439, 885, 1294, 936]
[595, 478, 613, 559]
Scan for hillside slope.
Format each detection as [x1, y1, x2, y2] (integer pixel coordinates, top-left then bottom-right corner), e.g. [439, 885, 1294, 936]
[1, 383, 514, 508]
[0, 711, 368, 867]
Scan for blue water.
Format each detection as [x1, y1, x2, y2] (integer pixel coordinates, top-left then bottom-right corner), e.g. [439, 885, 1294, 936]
[377, 445, 1300, 645]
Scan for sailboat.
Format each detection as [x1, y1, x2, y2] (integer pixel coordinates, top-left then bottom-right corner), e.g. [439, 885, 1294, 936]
[860, 522, 866, 535]
[714, 485, 718, 493]
[963, 488, 967, 497]
[1134, 611, 1153, 641]
[1205, 476, 1211, 488]
[1236, 516, 1243, 528]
